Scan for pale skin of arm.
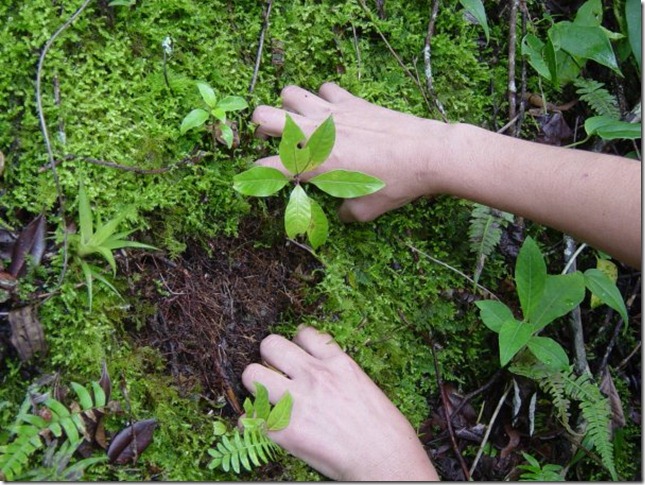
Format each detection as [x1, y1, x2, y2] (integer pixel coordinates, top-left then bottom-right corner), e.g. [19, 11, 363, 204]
[242, 83, 641, 481]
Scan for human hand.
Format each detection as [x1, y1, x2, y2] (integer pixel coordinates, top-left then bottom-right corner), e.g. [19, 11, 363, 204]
[252, 83, 458, 222]
[242, 326, 439, 481]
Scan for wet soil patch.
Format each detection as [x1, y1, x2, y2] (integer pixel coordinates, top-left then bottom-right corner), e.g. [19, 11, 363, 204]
[127, 224, 321, 415]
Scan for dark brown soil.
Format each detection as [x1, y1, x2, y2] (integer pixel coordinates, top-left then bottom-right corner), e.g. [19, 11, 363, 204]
[126, 221, 321, 415]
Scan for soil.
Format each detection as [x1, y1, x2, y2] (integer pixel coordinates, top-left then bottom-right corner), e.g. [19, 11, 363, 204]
[126, 219, 321, 416]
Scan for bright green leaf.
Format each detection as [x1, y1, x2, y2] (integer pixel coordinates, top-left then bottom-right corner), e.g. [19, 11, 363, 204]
[219, 123, 234, 149]
[285, 185, 311, 238]
[459, 0, 489, 43]
[212, 421, 227, 436]
[211, 108, 226, 123]
[91, 381, 106, 408]
[499, 319, 533, 367]
[180, 108, 209, 134]
[279, 114, 309, 175]
[515, 236, 547, 321]
[307, 198, 328, 250]
[253, 382, 271, 421]
[545, 38, 559, 86]
[266, 391, 293, 431]
[549, 23, 620, 73]
[590, 259, 617, 309]
[197, 82, 218, 108]
[476, 300, 515, 333]
[574, 0, 602, 27]
[584, 116, 641, 140]
[521, 34, 551, 80]
[308, 170, 385, 198]
[70, 382, 93, 410]
[527, 336, 569, 370]
[233, 167, 289, 196]
[626, 0, 642, 70]
[78, 182, 93, 244]
[584, 268, 629, 323]
[531, 272, 586, 331]
[305, 116, 335, 170]
[217, 96, 248, 112]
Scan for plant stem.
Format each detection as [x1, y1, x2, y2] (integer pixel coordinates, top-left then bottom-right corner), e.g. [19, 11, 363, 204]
[423, 0, 447, 122]
[249, 0, 273, 93]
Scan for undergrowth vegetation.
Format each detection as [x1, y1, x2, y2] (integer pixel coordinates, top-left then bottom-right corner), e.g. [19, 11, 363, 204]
[0, 0, 640, 481]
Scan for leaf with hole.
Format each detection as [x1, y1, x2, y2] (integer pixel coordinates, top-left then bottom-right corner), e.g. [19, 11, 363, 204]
[279, 115, 309, 175]
[309, 170, 385, 198]
[233, 167, 289, 196]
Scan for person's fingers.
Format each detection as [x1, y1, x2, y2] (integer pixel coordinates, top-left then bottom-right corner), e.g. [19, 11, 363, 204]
[281, 85, 331, 117]
[252, 106, 312, 137]
[242, 362, 292, 403]
[259, 333, 316, 378]
[293, 326, 345, 360]
[318, 82, 356, 104]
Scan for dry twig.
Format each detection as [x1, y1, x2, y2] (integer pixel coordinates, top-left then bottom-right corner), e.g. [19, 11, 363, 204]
[507, 0, 519, 136]
[249, 0, 274, 94]
[423, 0, 447, 122]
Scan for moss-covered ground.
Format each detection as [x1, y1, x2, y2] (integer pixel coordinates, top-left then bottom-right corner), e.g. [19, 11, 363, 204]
[0, 0, 640, 480]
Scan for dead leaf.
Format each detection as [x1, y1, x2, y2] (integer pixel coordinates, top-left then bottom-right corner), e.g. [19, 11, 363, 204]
[535, 112, 573, 146]
[500, 422, 521, 458]
[8, 305, 47, 361]
[600, 369, 626, 431]
[0, 271, 17, 303]
[107, 419, 157, 464]
[99, 360, 112, 403]
[8, 214, 47, 277]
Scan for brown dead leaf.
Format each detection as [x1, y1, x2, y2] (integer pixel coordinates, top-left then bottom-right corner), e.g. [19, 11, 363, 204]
[8, 305, 47, 361]
[500, 422, 521, 458]
[0, 271, 17, 303]
[600, 369, 626, 431]
[535, 112, 573, 146]
[107, 419, 157, 465]
[8, 213, 47, 277]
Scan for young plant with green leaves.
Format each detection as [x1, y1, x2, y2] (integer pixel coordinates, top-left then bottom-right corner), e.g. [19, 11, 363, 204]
[180, 82, 248, 149]
[69, 182, 156, 311]
[207, 383, 292, 474]
[476, 236, 628, 370]
[233, 115, 385, 249]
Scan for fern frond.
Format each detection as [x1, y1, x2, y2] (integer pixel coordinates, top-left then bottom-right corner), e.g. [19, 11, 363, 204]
[208, 428, 281, 474]
[574, 78, 620, 119]
[0, 381, 106, 481]
[468, 204, 514, 287]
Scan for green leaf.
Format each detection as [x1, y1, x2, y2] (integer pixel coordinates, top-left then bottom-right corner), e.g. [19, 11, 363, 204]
[459, 0, 489, 43]
[521, 34, 552, 81]
[584, 116, 641, 140]
[219, 123, 234, 149]
[545, 38, 559, 86]
[80, 261, 94, 312]
[233, 167, 289, 196]
[284, 185, 311, 238]
[306, 199, 328, 250]
[574, 0, 602, 27]
[308, 170, 385, 198]
[475, 300, 515, 333]
[279, 114, 309, 175]
[180, 108, 209, 134]
[197, 82, 218, 108]
[78, 182, 93, 244]
[305, 116, 335, 170]
[212, 421, 227, 436]
[211, 108, 226, 123]
[217, 96, 248, 112]
[499, 319, 533, 367]
[531, 272, 586, 331]
[266, 391, 293, 431]
[625, 0, 642, 70]
[590, 259, 617, 309]
[549, 22, 620, 73]
[91, 381, 106, 408]
[70, 382, 93, 410]
[584, 268, 629, 323]
[515, 236, 547, 321]
[243, 397, 254, 416]
[527, 336, 569, 370]
[253, 382, 271, 421]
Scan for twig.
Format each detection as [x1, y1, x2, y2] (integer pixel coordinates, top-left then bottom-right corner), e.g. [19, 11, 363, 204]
[423, 0, 448, 122]
[469, 384, 511, 478]
[38, 151, 207, 174]
[496, 113, 521, 134]
[616, 341, 641, 371]
[561, 242, 587, 275]
[514, 0, 528, 135]
[403, 240, 499, 300]
[249, 0, 273, 94]
[429, 338, 470, 480]
[36, 0, 93, 291]
[507, 0, 519, 136]
[357, 0, 433, 113]
[563, 236, 590, 375]
[597, 309, 623, 376]
[450, 368, 505, 424]
[351, 22, 362, 80]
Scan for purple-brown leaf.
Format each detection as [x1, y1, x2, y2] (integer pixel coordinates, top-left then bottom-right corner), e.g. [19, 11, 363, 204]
[99, 361, 112, 403]
[8, 214, 46, 277]
[107, 419, 157, 464]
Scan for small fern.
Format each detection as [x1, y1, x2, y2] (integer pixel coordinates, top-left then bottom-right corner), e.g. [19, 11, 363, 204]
[207, 427, 281, 474]
[207, 382, 292, 474]
[510, 363, 616, 480]
[0, 380, 107, 481]
[518, 452, 565, 481]
[574, 78, 620, 119]
[468, 203, 514, 287]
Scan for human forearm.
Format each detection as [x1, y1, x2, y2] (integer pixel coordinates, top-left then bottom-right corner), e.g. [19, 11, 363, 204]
[428, 123, 641, 267]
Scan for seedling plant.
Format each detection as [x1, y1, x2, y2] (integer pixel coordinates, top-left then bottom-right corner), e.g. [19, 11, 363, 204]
[233, 115, 385, 249]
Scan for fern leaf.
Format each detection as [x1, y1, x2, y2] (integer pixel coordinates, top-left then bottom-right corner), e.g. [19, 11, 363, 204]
[468, 204, 513, 286]
[208, 428, 281, 474]
[574, 78, 620, 119]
